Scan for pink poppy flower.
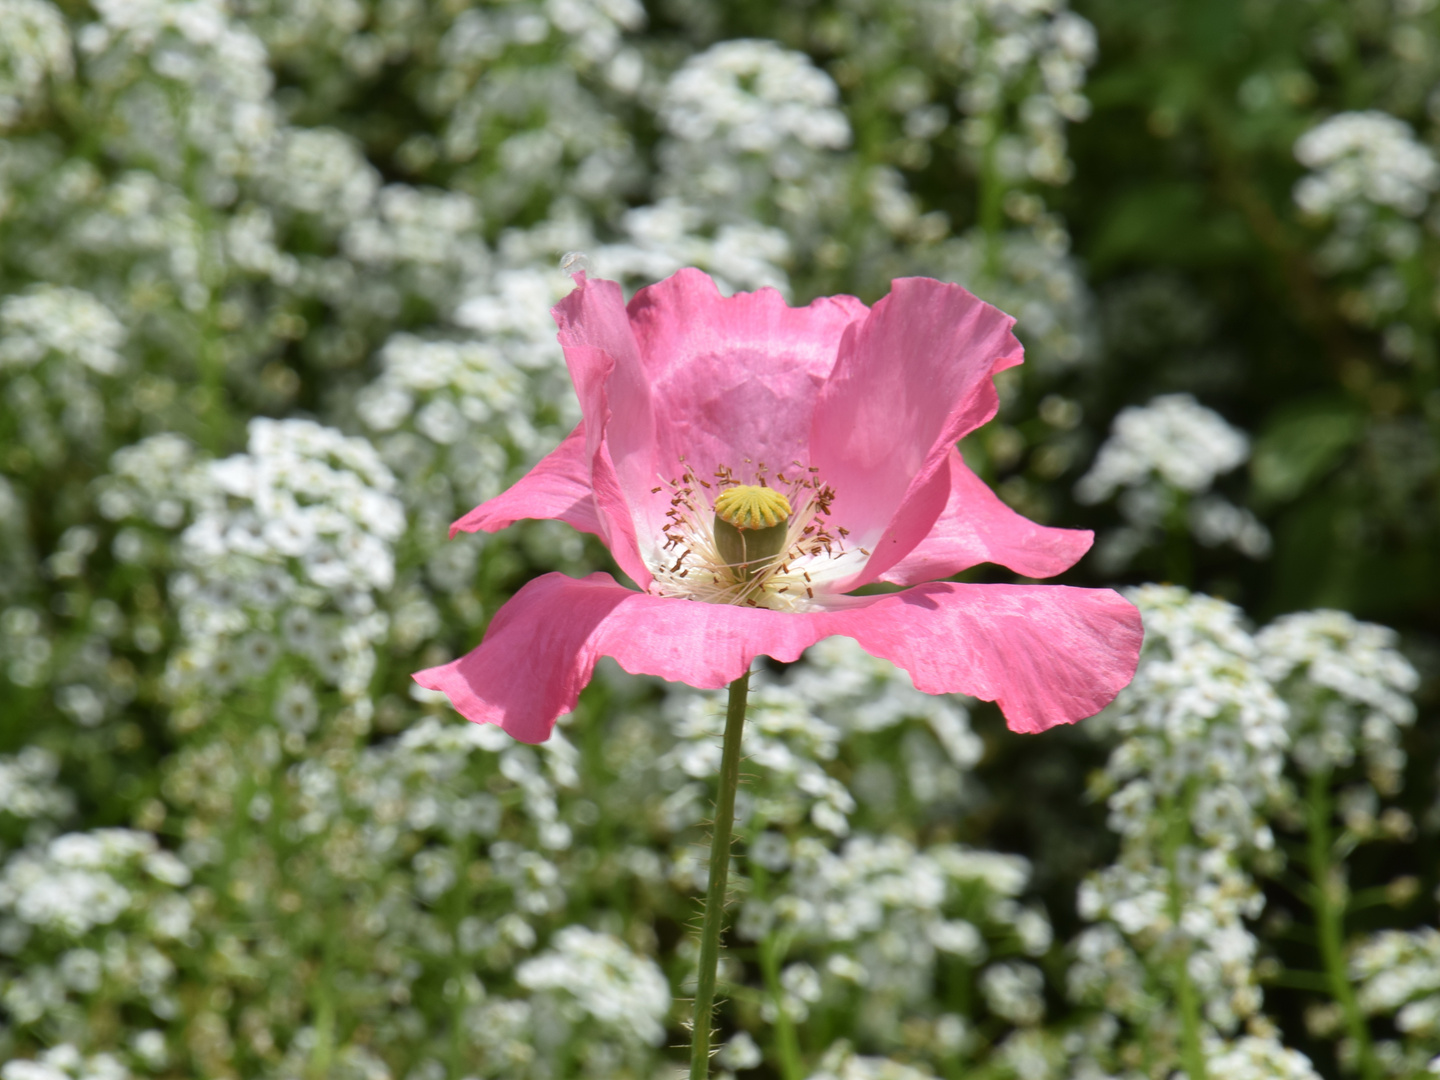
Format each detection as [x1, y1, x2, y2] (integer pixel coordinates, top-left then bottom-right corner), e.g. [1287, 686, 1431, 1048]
[415, 269, 1142, 743]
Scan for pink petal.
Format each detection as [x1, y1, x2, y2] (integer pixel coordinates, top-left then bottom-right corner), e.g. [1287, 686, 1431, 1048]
[551, 275, 657, 588]
[626, 268, 868, 490]
[413, 572, 829, 743]
[824, 582, 1142, 733]
[416, 572, 1140, 743]
[551, 273, 645, 463]
[450, 423, 603, 539]
[810, 278, 1023, 589]
[878, 449, 1094, 585]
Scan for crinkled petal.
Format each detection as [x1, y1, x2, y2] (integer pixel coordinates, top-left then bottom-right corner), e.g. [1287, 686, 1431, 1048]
[551, 274, 645, 460]
[878, 449, 1094, 585]
[551, 275, 656, 587]
[810, 278, 1023, 588]
[627, 269, 869, 477]
[416, 573, 1140, 742]
[413, 572, 830, 743]
[823, 582, 1142, 733]
[450, 423, 602, 539]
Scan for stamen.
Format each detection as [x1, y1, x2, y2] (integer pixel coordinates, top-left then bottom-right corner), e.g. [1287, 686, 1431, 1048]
[647, 461, 862, 611]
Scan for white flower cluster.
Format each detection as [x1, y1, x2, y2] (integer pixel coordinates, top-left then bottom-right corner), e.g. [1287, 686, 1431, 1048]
[452, 265, 575, 377]
[1066, 923, 1156, 1022]
[96, 419, 404, 705]
[259, 125, 378, 228]
[0, 605, 51, 689]
[424, 0, 643, 225]
[356, 333, 528, 511]
[1290, 109, 1439, 352]
[0, 286, 127, 467]
[0, 747, 73, 830]
[591, 200, 793, 296]
[980, 960, 1047, 1025]
[98, 434, 199, 532]
[0, 0, 72, 129]
[1351, 928, 1440, 1041]
[1079, 586, 1288, 1031]
[665, 638, 978, 838]
[806, 1040, 941, 1080]
[0, 828, 188, 938]
[1294, 111, 1440, 218]
[63, 170, 209, 310]
[1099, 587, 1289, 812]
[665, 685, 855, 839]
[1, 1044, 130, 1080]
[1077, 394, 1268, 568]
[661, 39, 850, 155]
[850, 0, 1102, 368]
[439, 0, 643, 77]
[174, 418, 401, 695]
[340, 184, 487, 306]
[1077, 394, 1250, 502]
[1256, 610, 1419, 783]
[357, 715, 579, 854]
[0, 286, 126, 376]
[656, 40, 851, 253]
[1075, 584, 1429, 1075]
[515, 925, 670, 1045]
[750, 835, 1048, 1037]
[83, 0, 276, 188]
[936, 0, 1098, 185]
[1203, 1035, 1323, 1080]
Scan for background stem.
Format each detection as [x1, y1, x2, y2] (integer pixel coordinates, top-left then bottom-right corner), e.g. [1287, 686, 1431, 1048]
[1305, 768, 1379, 1080]
[1164, 791, 1207, 1080]
[689, 670, 750, 1080]
[759, 930, 804, 1080]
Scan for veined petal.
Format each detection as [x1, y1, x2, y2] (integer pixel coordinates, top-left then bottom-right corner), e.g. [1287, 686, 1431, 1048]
[450, 424, 602, 539]
[447, 422, 651, 589]
[551, 273, 646, 462]
[877, 449, 1094, 585]
[417, 572, 1140, 743]
[628, 270, 869, 474]
[413, 572, 830, 743]
[625, 268, 869, 542]
[551, 274, 657, 588]
[822, 582, 1142, 733]
[810, 278, 1022, 589]
[414, 573, 630, 744]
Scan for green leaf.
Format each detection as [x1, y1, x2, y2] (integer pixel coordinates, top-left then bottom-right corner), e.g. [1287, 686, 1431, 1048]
[1251, 399, 1364, 505]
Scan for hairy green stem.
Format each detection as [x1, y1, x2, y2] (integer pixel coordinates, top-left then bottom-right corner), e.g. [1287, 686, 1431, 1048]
[1163, 792, 1207, 1080]
[1305, 768, 1378, 1080]
[689, 670, 750, 1080]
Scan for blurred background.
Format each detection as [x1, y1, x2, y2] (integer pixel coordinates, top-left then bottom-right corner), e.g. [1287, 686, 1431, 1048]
[0, 1, 1437, 1078]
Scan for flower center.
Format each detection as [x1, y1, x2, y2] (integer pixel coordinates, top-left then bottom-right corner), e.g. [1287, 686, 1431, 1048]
[649, 462, 866, 611]
[713, 484, 791, 530]
[712, 485, 791, 583]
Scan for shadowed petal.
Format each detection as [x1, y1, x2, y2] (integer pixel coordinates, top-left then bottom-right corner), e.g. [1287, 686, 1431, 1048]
[822, 582, 1142, 734]
[551, 275, 656, 587]
[450, 424, 603, 539]
[810, 278, 1023, 588]
[877, 449, 1094, 585]
[551, 273, 646, 462]
[447, 422, 650, 588]
[626, 268, 868, 495]
[413, 572, 830, 743]
[417, 571, 1140, 743]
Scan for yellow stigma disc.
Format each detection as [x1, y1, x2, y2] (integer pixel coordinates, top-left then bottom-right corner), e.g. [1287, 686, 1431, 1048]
[713, 484, 791, 530]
